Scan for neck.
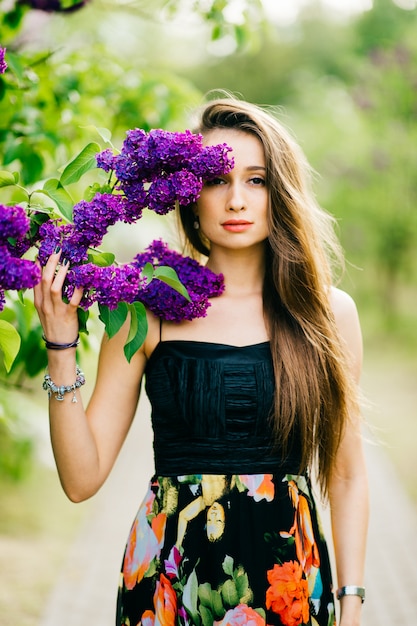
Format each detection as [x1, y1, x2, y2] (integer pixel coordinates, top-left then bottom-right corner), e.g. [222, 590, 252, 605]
[206, 244, 266, 296]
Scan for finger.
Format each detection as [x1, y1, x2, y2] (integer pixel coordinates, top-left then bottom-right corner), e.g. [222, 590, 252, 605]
[50, 258, 71, 296]
[69, 286, 84, 308]
[33, 259, 43, 304]
[41, 248, 63, 284]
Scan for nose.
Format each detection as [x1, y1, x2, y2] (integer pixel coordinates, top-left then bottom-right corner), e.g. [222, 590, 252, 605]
[227, 182, 246, 212]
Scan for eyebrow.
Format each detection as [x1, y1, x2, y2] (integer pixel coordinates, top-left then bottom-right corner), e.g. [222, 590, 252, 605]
[246, 165, 266, 171]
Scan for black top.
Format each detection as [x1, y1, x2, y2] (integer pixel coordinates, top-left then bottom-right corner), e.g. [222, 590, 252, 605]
[145, 340, 302, 476]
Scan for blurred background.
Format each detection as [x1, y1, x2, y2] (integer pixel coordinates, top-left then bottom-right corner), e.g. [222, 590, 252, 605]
[0, 1, 416, 625]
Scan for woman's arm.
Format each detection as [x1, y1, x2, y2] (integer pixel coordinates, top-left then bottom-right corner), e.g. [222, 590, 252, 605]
[329, 288, 369, 626]
[34, 250, 150, 502]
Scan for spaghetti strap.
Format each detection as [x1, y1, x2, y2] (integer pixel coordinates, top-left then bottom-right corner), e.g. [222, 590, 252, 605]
[159, 317, 163, 342]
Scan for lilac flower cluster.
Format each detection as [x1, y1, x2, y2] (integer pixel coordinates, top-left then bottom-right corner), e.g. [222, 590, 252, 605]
[58, 240, 224, 317]
[67, 263, 147, 311]
[133, 240, 224, 322]
[38, 129, 233, 272]
[96, 128, 234, 217]
[38, 193, 127, 266]
[35, 128, 231, 319]
[0, 47, 7, 74]
[0, 204, 41, 311]
[1, 129, 230, 324]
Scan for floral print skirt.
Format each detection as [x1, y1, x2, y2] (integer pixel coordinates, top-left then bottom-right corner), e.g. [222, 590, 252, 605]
[117, 473, 336, 626]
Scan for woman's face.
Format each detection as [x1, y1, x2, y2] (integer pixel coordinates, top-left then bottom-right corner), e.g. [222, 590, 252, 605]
[195, 128, 269, 253]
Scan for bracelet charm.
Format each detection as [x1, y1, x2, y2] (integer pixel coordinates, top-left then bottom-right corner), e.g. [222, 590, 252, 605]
[42, 366, 86, 403]
[336, 585, 365, 603]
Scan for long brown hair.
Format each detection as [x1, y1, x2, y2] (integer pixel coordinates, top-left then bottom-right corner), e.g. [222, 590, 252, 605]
[179, 96, 360, 498]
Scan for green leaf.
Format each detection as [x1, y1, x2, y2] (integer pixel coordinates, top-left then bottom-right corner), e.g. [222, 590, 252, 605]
[123, 302, 148, 363]
[198, 583, 213, 608]
[0, 320, 21, 373]
[77, 308, 90, 336]
[0, 170, 17, 187]
[200, 605, 214, 626]
[42, 179, 74, 221]
[211, 589, 225, 619]
[84, 182, 113, 202]
[87, 252, 116, 267]
[154, 266, 190, 301]
[60, 142, 101, 186]
[98, 302, 128, 339]
[234, 572, 250, 601]
[220, 579, 239, 608]
[222, 555, 234, 577]
[15, 328, 47, 378]
[80, 125, 114, 146]
[141, 262, 154, 285]
[182, 569, 200, 625]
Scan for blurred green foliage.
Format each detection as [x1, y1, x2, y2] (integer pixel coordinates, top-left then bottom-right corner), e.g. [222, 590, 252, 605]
[1, 0, 417, 479]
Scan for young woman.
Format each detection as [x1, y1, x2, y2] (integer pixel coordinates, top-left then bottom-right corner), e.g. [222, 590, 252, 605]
[34, 97, 368, 626]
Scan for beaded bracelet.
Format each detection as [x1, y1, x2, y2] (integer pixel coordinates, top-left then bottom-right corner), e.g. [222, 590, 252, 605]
[336, 586, 365, 603]
[42, 365, 86, 403]
[42, 334, 80, 350]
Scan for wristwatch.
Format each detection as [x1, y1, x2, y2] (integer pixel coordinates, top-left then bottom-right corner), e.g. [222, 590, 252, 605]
[336, 585, 365, 603]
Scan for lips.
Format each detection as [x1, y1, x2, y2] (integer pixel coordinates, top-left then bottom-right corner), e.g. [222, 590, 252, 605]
[222, 220, 252, 225]
[222, 219, 253, 232]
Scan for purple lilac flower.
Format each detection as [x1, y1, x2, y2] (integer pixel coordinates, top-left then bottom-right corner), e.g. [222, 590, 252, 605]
[0, 47, 7, 74]
[0, 204, 30, 243]
[190, 144, 235, 179]
[69, 263, 146, 310]
[133, 240, 224, 322]
[38, 221, 69, 265]
[95, 149, 116, 172]
[73, 193, 123, 247]
[146, 129, 203, 171]
[0, 205, 41, 307]
[0, 245, 41, 292]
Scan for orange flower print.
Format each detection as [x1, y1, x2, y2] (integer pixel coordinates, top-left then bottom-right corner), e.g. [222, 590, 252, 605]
[138, 575, 177, 625]
[215, 604, 266, 625]
[281, 480, 320, 577]
[239, 474, 274, 502]
[266, 561, 309, 626]
[153, 573, 177, 625]
[123, 488, 167, 590]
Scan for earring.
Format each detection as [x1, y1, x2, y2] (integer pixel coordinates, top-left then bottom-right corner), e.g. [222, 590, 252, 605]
[193, 215, 200, 230]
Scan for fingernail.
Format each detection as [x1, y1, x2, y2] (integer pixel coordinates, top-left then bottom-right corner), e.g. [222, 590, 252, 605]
[63, 258, 70, 266]
[54, 245, 61, 253]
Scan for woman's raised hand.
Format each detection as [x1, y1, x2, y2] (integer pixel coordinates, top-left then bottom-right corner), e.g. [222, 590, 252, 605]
[33, 249, 84, 344]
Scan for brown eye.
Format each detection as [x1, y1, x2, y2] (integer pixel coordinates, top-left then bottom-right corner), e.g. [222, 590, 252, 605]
[250, 177, 265, 186]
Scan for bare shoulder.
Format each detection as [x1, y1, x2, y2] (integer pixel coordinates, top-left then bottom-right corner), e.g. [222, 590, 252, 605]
[329, 286, 363, 381]
[143, 309, 162, 358]
[330, 286, 359, 324]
